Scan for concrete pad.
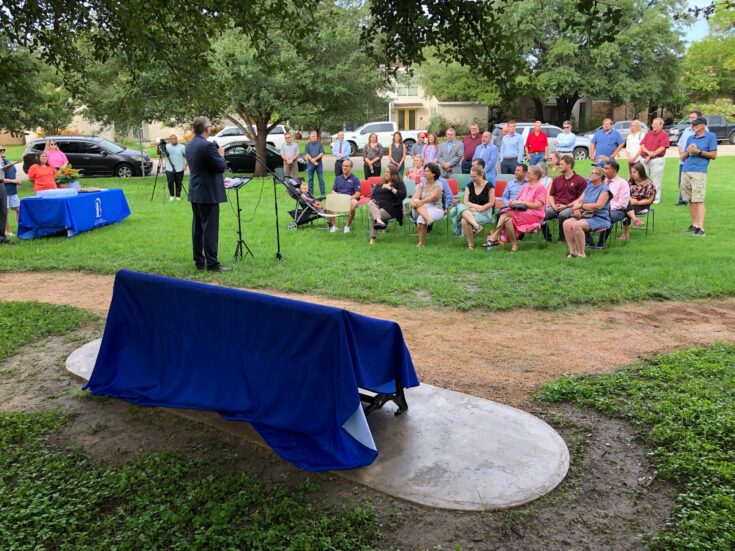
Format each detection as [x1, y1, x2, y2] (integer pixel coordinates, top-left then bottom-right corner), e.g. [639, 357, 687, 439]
[67, 340, 569, 511]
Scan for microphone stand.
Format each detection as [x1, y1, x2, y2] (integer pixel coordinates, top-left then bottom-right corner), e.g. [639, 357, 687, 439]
[247, 145, 284, 261]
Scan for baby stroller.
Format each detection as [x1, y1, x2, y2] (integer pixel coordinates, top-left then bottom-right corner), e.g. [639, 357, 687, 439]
[283, 177, 329, 230]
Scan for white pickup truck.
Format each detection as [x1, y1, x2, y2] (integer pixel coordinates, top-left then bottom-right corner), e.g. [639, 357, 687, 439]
[338, 122, 426, 156]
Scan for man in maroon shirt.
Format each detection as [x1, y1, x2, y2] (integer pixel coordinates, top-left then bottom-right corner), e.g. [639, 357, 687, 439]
[542, 154, 587, 242]
[461, 123, 482, 174]
[639, 117, 668, 204]
[525, 121, 548, 167]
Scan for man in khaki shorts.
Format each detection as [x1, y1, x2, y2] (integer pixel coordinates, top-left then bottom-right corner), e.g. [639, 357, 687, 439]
[680, 117, 717, 237]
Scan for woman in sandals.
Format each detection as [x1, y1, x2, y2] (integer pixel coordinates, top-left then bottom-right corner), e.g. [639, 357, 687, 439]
[619, 162, 655, 240]
[450, 165, 495, 249]
[367, 164, 407, 245]
[485, 165, 547, 253]
[411, 163, 444, 248]
[562, 166, 611, 258]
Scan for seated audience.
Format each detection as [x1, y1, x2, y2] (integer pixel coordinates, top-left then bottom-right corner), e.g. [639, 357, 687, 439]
[327, 159, 361, 233]
[563, 166, 611, 258]
[411, 163, 445, 248]
[620, 162, 655, 240]
[595, 159, 629, 246]
[485, 165, 547, 253]
[450, 165, 495, 249]
[405, 155, 424, 183]
[298, 180, 325, 213]
[501, 163, 528, 207]
[542, 154, 587, 242]
[367, 164, 407, 245]
[537, 162, 552, 189]
[546, 152, 562, 179]
[44, 140, 68, 169]
[27, 152, 58, 192]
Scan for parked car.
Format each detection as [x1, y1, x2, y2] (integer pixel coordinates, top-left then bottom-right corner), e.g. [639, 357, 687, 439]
[338, 121, 426, 156]
[223, 141, 307, 174]
[581, 120, 649, 142]
[23, 136, 152, 177]
[492, 122, 592, 160]
[210, 124, 288, 148]
[665, 114, 735, 146]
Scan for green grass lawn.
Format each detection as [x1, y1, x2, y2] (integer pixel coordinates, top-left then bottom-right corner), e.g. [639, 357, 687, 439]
[538, 344, 735, 550]
[3, 158, 734, 311]
[0, 302, 379, 550]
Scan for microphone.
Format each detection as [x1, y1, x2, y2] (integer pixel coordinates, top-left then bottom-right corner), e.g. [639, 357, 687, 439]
[212, 140, 219, 149]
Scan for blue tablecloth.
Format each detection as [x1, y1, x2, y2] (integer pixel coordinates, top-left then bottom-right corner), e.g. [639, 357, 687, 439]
[84, 270, 419, 471]
[17, 189, 131, 239]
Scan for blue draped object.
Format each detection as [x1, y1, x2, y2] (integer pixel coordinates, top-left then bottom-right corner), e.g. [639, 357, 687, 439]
[18, 189, 131, 239]
[84, 270, 419, 471]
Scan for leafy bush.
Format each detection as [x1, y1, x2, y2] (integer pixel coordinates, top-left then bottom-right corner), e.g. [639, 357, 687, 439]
[538, 345, 735, 550]
[687, 98, 735, 120]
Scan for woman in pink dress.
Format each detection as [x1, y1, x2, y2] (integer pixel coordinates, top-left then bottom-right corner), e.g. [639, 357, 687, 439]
[44, 140, 69, 169]
[486, 165, 547, 252]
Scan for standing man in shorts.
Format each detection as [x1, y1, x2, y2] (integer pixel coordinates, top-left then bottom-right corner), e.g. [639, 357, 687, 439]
[1, 147, 20, 238]
[681, 117, 717, 237]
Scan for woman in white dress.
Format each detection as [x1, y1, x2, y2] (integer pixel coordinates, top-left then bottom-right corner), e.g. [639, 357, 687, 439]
[626, 120, 645, 165]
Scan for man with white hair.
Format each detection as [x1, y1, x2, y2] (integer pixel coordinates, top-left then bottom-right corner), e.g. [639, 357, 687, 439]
[639, 117, 669, 204]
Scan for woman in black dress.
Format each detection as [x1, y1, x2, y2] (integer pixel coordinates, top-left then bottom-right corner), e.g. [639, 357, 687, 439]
[367, 164, 407, 245]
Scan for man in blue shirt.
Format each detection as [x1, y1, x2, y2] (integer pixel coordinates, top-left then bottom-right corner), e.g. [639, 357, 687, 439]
[304, 131, 326, 195]
[681, 117, 717, 237]
[501, 163, 527, 207]
[328, 159, 361, 233]
[472, 131, 498, 183]
[163, 134, 188, 202]
[590, 119, 624, 166]
[499, 121, 525, 175]
[676, 110, 702, 206]
[556, 120, 576, 154]
[332, 130, 350, 178]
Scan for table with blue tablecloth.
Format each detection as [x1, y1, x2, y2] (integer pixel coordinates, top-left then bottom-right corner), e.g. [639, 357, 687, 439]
[17, 189, 131, 239]
[84, 270, 420, 472]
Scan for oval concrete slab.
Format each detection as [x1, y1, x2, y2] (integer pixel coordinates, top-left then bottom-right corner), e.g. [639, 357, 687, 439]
[67, 340, 568, 511]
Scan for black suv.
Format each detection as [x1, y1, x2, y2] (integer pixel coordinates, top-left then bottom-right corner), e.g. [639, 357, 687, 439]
[223, 141, 307, 174]
[23, 136, 153, 177]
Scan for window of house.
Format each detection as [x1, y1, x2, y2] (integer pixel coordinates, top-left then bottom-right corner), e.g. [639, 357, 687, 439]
[395, 74, 419, 96]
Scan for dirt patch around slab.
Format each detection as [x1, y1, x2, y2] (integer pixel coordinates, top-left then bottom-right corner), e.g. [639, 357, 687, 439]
[3, 271, 734, 548]
[2, 270, 734, 409]
[1, 324, 677, 550]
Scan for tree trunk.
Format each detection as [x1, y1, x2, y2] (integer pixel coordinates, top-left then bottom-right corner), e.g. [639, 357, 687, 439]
[253, 117, 270, 177]
[556, 94, 580, 125]
[532, 97, 545, 121]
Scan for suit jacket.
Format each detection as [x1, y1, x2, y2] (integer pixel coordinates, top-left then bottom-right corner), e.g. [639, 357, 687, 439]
[437, 140, 464, 176]
[185, 134, 227, 204]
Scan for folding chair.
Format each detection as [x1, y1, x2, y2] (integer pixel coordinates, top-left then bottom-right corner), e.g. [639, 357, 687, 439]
[634, 207, 655, 236]
[325, 193, 353, 233]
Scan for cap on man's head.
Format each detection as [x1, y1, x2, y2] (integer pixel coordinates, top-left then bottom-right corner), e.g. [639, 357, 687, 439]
[692, 117, 707, 126]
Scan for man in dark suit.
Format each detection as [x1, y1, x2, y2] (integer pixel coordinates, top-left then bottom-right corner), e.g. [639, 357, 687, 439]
[185, 116, 230, 272]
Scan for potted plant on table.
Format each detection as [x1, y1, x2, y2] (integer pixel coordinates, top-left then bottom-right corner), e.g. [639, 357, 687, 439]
[55, 164, 83, 189]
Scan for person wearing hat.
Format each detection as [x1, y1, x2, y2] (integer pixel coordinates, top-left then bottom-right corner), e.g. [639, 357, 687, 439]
[681, 117, 717, 237]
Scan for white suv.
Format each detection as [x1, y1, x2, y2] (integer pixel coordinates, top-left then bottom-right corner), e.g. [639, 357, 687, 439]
[210, 124, 288, 148]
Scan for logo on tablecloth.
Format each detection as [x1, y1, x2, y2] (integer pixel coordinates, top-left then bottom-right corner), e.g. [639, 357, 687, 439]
[95, 198, 103, 220]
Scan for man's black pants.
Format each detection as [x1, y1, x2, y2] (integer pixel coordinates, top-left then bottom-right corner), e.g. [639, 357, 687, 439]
[191, 202, 220, 268]
[166, 170, 184, 198]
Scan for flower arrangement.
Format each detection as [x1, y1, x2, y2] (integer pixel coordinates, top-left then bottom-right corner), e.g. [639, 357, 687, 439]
[55, 164, 83, 186]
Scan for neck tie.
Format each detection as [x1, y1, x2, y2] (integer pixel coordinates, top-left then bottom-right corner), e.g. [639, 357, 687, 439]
[339, 142, 343, 155]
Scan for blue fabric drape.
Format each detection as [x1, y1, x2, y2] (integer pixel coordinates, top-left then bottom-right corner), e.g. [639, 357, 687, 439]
[18, 189, 130, 239]
[84, 270, 419, 471]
